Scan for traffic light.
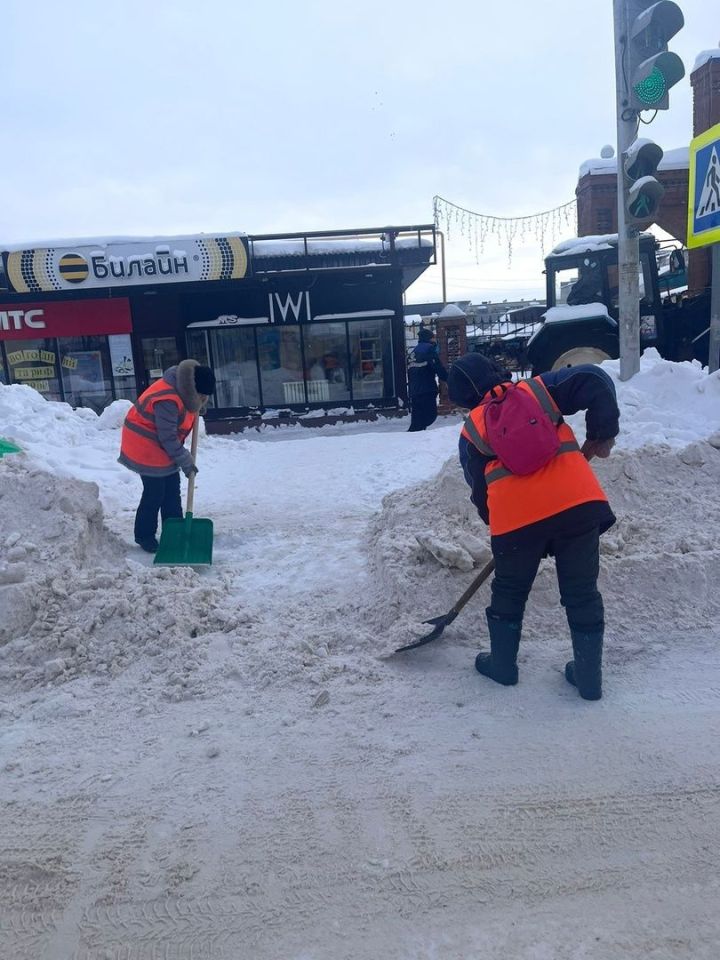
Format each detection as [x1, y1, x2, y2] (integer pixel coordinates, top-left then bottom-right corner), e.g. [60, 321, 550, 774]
[624, 137, 665, 224]
[627, 1, 685, 112]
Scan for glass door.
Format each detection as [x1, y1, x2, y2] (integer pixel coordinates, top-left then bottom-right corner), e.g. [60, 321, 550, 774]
[141, 337, 180, 383]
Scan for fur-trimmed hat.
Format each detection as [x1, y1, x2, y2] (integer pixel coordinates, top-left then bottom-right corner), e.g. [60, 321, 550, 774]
[176, 359, 215, 412]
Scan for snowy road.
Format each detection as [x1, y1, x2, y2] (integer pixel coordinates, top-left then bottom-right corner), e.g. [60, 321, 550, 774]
[3, 363, 720, 959]
[3, 633, 719, 959]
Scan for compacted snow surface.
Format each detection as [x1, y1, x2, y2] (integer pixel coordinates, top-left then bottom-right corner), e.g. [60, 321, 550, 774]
[1, 350, 719, 959]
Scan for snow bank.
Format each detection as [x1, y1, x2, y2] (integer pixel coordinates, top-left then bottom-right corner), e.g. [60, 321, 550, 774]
[3, 349, 720, 696]
[367, 444, 720, 657]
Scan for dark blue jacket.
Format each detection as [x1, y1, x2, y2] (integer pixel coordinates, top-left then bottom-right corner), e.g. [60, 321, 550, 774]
[407, 342, 448, 398]
[457, 364, 619, 540]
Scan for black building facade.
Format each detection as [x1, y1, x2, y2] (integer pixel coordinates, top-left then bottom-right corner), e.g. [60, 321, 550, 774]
[0, 226, 435, 430]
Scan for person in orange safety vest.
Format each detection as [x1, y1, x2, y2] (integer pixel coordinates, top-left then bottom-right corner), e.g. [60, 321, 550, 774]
[119, 359, 215, 553]
[447, 354, 619, 700]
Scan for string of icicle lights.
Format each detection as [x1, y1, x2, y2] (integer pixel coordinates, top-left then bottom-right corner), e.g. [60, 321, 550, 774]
[433, 194, 578, 265]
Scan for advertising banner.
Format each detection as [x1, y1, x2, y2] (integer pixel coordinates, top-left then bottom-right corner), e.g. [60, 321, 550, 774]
[0, 298, 131, 341]
[5, 234, 250, 293]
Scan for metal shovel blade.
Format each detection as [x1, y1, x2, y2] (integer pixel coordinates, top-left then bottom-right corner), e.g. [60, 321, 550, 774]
[395, 611, 459, 653]
[153, 512, 214, 566]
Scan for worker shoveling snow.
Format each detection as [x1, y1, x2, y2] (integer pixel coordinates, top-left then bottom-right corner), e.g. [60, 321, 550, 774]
[1, 353, 720, 960]
[368, 442, 720, 663]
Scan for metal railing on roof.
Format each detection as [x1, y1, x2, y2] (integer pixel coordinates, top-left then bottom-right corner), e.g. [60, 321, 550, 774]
[248, 224, 436, 275]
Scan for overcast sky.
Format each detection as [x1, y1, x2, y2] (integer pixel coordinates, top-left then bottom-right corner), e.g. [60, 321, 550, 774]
[1, 0, 713, 306]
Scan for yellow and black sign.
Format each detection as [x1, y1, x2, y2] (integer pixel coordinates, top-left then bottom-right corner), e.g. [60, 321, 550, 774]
[58, 253, 89, 284]
[5, 233, 251, 293]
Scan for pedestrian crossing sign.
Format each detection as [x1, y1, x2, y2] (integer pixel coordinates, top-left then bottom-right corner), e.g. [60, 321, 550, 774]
[688, 123, 720, 249]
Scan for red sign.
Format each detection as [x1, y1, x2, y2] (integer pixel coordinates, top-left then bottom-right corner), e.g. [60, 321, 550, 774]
[0, 298, 131, 341]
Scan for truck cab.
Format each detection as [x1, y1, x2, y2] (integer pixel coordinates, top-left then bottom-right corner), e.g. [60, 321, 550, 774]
[526, 233, 710, 375]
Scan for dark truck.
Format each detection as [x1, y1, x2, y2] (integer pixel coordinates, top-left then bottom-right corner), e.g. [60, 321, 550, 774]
[526, 232, 711, 375]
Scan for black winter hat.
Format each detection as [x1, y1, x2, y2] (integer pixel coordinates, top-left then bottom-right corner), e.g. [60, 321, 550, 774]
[194, 365, 216, 395]
[447, 353, 511, 409]
[417, 327, 435, 342]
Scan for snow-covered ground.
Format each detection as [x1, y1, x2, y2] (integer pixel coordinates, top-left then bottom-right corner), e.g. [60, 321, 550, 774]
[1, 350, 720, 959]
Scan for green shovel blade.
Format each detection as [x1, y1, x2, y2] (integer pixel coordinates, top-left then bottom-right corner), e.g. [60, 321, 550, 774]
[0, 438, 22, 458]
[153, 512, 214, 566]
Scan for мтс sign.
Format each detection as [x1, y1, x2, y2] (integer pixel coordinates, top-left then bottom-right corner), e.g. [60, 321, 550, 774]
[688, 123, 720, 249]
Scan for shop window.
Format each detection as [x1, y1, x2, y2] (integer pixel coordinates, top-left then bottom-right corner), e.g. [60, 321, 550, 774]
[349, 317, 394, 400]
[257, 326, 304, 407]
[107, 333, 138, 402]
[58, 336, 114, 414]
[5, 338, 62, 402]
[209, 328, 260, 408]
[302, 322, 350, 404]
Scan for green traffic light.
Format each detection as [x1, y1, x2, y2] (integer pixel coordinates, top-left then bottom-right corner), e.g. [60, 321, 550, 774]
[633, 66, 667, 106]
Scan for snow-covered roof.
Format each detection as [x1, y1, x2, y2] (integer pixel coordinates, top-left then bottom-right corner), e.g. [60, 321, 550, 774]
[252, 237, 432, 258]
[550, 232, 654, 257]
[0, 232, 247, 253]
[579, 146, 689, 178]
[437, 303, 466, 318]
[404, 313, 424, 326]
[543, 303, 613, 324]
[1, 233, 432, 258]
[694, 48, 720, 72]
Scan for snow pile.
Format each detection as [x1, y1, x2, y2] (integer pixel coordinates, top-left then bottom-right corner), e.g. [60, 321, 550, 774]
[3, 350, 720, 694]
[0, 456, 245, 697]
[366, 441, 720, 658]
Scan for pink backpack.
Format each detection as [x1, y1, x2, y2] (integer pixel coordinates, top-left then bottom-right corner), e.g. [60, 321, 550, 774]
[482, 379, 561, 475]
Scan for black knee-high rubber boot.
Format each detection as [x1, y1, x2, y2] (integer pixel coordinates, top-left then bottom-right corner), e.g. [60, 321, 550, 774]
[475, 610, 521, 686]
[565, 629, 603, 701]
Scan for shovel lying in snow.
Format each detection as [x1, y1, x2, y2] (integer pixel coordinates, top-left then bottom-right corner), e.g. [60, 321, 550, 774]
[395, 557, 496, 652]
[154, 418, 213, 567]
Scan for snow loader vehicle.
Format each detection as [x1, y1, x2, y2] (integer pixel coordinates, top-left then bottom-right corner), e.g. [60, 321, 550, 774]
[526, 232, 711, 375]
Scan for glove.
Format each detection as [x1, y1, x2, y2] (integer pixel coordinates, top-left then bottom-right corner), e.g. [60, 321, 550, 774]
[581, 438, 615, 461]
[181, 462, 198, 479]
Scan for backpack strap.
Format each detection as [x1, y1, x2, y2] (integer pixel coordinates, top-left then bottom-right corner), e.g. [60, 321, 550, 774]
[463, 413, 496, 458]
[523, 377, 562, 425]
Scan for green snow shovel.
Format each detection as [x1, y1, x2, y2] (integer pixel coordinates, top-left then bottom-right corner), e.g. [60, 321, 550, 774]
[154, 417, 213, 566]
[0, 437, 22, 458]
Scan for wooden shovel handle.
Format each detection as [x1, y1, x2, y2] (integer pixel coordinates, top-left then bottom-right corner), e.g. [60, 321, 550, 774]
[186, 416, 200, 515]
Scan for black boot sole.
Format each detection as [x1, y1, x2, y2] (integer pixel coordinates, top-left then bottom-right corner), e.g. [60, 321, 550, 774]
[475, 654, 518, 686]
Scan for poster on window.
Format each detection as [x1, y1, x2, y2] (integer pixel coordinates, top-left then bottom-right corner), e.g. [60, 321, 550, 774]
[108, 334, 135, 377]
[65, 351, 104, 391]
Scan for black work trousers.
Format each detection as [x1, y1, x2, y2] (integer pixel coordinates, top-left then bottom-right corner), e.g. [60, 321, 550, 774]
[489, 526, 604, 632]
[134, 472, 182, 543]
[407, 393, 438, 432]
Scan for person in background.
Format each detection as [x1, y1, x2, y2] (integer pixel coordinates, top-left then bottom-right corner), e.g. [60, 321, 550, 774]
[118, 359, 215, 553]
[407, 327, 448, 431]
[446, 354, 619, 700]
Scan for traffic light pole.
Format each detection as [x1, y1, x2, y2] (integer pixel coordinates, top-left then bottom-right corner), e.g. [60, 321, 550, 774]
[614, 0, 641, 380]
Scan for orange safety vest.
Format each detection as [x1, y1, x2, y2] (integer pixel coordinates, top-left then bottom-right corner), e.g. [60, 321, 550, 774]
[119, 377, 195, 475]
[461, 377, 609, 537]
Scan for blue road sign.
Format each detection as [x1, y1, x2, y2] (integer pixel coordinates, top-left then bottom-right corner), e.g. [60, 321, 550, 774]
[688, 123, 720, 249]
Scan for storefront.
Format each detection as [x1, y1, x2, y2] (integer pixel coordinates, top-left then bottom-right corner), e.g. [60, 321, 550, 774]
[0, 298, 136, 413]
[0, 226, 435, 429]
